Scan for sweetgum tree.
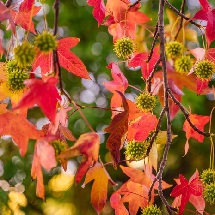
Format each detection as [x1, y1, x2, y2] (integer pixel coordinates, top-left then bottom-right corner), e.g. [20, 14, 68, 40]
[0, 0, 215, 214]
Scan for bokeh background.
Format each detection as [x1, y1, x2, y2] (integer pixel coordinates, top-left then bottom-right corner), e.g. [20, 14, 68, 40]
[0, 0, 215, 214]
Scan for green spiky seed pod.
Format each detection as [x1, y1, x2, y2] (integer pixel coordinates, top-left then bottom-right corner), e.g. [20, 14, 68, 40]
[50, 139, 67, 156]
[201, 169, 215, 185]
[7, 69, 29, 91]
[136, 92, 156, 112]
[195, 60, 215, 80]
[14, 42, 36, 67]
[142, 205, 162, 215]
[175, 55, 193, 75]
[34, 31, 58, 53]
[125, 140, 149, 161]
[203, 183, 215, 205]
[113, 37, 135, 59]
[5, 60, 20, 74]
[165, 41, 183, 59]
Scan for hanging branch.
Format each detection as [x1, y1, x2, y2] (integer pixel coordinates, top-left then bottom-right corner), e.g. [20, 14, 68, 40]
[164, 0, 202, 29]
[52, 0, 70, 101]
[156, 0, 174, 214]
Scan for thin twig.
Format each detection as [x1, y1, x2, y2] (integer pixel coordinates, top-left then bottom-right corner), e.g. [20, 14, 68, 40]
[173, 0, 186, 40]
[164, 0, 202, 29]
[168, 89, 211, 137]
[5, 0, 12, 7]
[146, 58, 161, 92]
[146, 32, 159, 63]
[72, 101, 95, 132]
[146, 107, 166, 157]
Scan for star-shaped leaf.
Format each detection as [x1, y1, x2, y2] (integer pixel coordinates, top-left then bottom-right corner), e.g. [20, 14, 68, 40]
[33, 37, 90, 79]
[0, 104, 43, 156]
[171, 170, 204, 215]
[14, 77, 61, 123]
[82, 162, 115, 214]
[192, 0, 215, 46]
[11, 0, 41, 34]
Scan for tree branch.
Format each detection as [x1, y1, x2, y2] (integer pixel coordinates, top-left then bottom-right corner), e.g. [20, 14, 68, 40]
[157, 0, 174, 214]
[164, 0, 202, 29]
[5, 0, 12, 7]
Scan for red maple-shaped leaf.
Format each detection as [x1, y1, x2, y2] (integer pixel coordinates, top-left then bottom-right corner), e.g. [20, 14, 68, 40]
[82, 162, 115, 214]
[104, 92, 129, 168]
[0, 104, 43, 156]
[57, 132, 100, 183]
[33, 37, 89, 79]
[171, 170, 204, 215]
[87, 0, 105, 26]
[184, 114, 210, 143]
[192, 0, 215, 46]
[14, 77, 61, 123]
[104, 63, 128, 111]
[11, 0, 41, 34]
[183, 114, 210, 155]
[128, 47, 160, 79]
[127, 113, 158, 142]
[31, 136, 57, 199]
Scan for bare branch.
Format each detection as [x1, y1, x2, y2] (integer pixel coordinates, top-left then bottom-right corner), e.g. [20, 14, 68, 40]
[164, 0, 202, 29]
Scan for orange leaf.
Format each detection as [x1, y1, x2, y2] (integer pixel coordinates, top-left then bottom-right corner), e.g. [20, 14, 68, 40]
[58, 132, 100, 183]
[82, 162, 115, 214]
[121, 181, 148, 215]
[104, 92, 129, 168]
[0, 104, 43, 156]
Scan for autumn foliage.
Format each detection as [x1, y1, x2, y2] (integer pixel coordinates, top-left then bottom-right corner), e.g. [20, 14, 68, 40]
[0, 0, 215, 214]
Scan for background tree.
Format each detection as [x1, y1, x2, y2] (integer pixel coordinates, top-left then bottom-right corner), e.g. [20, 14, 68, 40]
[0, 0, 215, 214]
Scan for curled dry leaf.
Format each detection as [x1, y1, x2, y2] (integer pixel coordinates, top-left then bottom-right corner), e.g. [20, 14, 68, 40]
[57, 132, 100, 183]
